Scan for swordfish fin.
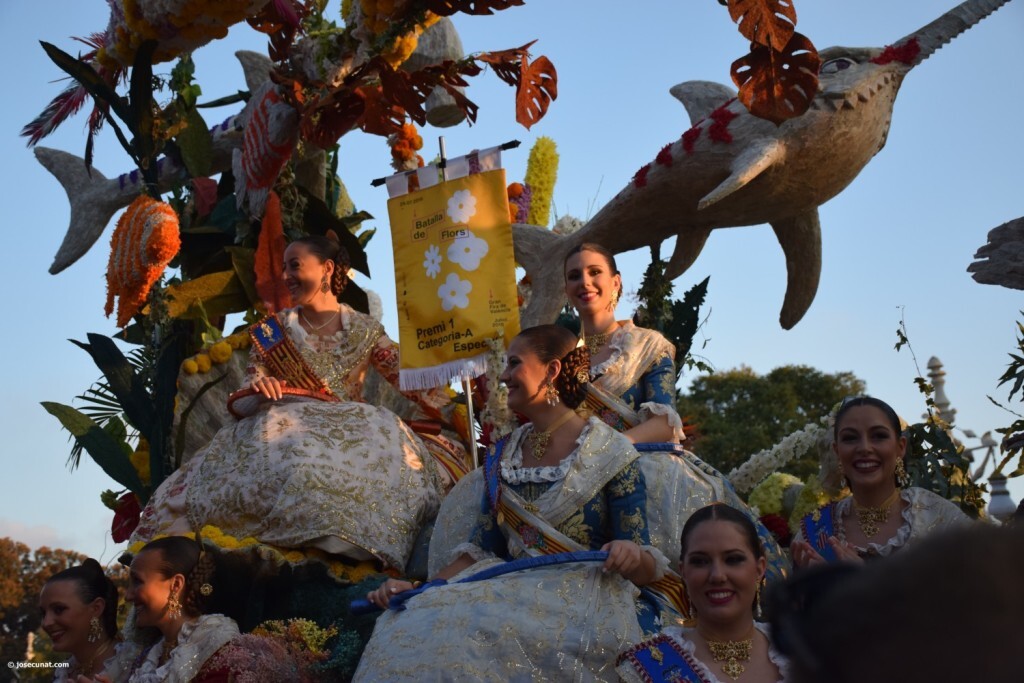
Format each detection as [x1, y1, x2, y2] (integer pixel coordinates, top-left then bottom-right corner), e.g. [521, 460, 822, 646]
[669, 81, 737, 126]
[772, 210, 822, 329]
[698, 138, 786, 211]
[35, 147, 129, 274]
[664, 227, 713, 281]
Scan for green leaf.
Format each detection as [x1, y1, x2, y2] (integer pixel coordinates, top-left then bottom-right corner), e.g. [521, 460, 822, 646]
[225, 246, 259, 308]
[70, 334, 156, 438]
[205, 195, 248, 235]
[41, 402, 144, 493]
[176, 106, 213, 177]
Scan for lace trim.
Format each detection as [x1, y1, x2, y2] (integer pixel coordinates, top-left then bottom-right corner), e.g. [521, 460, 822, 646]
[642, 544, 671, 581]
[833, 489, 915, 557]
[500, 423, 591, 484]
[639, 400, 686, 443]
[665, 623, 789, 683]
[589, 321, 631, 378]
[448, 542, 496, 567]
[127, 614, 238, 683]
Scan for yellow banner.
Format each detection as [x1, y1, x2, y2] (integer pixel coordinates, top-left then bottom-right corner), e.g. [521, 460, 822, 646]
[388, 169, 520, 390]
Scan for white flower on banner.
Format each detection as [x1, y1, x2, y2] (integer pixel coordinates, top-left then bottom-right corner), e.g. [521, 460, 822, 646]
[438, 273, 472, 311]
[423, 244, 442, 279]
[446, 189, 477, 224]
[447, 230, 489, 271]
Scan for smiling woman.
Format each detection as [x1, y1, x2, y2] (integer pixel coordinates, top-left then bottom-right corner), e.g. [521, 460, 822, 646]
[790, 396, 971, 567]
[618, 504, 790, 683]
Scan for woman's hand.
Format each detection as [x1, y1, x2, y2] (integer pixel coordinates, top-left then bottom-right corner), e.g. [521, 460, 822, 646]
[249, 376, 286, 401]
[826, 536, 864, 564]
[601, 540, 655, 584]
[366, 578, 417, 609]
[791, 537, 864, 568]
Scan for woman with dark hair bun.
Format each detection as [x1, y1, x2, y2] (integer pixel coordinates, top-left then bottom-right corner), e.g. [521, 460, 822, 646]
[791, 396, 969, 567]
[39, 558, 134, 681]
[618, 504, 791, 683]
[130, 231, 465, 575]
[355, 325, 673, 680]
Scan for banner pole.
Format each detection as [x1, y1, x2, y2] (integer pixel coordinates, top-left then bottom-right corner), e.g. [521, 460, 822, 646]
[438, 136, 481, 469]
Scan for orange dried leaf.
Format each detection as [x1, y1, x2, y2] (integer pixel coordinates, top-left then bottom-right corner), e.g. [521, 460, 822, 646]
[728, 0, 797, 53]
[254, 191, 290, 312]
[302, 89, 366, 149]
[476, 41, 537, 87]
[357, 86, 405, 137]
[516, 55, 557, 130]
[424, 0, 525, 16]
[731, 33, 820, 125]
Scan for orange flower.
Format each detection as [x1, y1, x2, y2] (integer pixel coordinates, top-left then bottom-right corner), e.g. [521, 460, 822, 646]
[507, 182, 525, 199]
[105, 196, 181, 327]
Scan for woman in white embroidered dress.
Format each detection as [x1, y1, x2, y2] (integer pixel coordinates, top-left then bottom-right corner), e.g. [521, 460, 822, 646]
[790, 396, 969, 567]
[131, 235, 449, 572]
[618, 503, 790, 683]
[562, 243, 788, 584]
[355, 325, 670, 681]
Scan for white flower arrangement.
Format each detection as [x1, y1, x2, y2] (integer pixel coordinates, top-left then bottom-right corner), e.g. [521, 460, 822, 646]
[727, 418, 830, 494]
[552, 214, 585, 236]
[479, 333, 517, 440]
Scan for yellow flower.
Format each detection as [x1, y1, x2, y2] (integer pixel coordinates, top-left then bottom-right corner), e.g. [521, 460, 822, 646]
[749, 472, 802, 517]
[208, 341, 233, 364]
[195, 353, 212, 373]
[129, 446, 151, 486]
[181, 358, 199, 375]
[524, 137, 559, 227]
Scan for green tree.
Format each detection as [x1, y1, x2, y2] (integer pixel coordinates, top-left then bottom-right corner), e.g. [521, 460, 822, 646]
[678, 365, 866, 479]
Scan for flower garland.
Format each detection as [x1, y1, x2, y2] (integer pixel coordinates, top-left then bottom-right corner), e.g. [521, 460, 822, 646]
[105, 195, 181, 328]
[524, 137, 558, 226]
[727, 419, 827, 494]
[388, 122, 424, 172]
[354, 0, 441, 69]
[748, 472, 802, 517]
[478, 333, 517, 444]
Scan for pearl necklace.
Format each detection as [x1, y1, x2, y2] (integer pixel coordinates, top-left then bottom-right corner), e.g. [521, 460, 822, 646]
[300, 307, 340, 332]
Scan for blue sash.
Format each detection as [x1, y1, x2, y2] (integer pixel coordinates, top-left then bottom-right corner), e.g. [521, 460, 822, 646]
[482, 436, 509, 519]
[617, 634, 711, 683]
[801, 503, 839, 562]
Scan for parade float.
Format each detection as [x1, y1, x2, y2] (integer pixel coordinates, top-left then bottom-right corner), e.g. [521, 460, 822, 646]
[26, 0, 1019, 678]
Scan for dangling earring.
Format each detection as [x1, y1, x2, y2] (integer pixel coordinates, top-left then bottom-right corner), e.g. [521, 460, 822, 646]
[683, 583, 697, 625]
[895, 458, 910, 488]
[320, 275, 330, 294]
[607, 288, 620, 312]
[755, 578, 764, 619]
[166, 589, 182, 620]
[840, 473, 849, 490]
[545, 379, 560, 406]
[87, 616, 103, 643]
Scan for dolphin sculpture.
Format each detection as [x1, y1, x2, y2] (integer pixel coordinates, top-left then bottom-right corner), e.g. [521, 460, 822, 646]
[513, 0, 1016, 329]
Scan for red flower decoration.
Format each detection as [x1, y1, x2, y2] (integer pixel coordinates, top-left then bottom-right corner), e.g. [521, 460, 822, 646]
[708, 104, 738, 144]
[871, 38, 920, 66]
[632, 163, 651, 188]
[759, 513, 792, 548]
[655, 144, 674, 167]
[681, 126, 702, 154]
[111, 492, 142, 543]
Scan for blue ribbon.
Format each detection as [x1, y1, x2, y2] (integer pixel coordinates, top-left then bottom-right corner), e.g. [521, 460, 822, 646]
[350, 550, 610, 615]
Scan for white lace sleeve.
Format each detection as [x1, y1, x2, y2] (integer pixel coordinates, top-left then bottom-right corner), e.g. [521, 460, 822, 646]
[641, 544, 672, 580]
[639, 400, 686, 442]
[447, 542, 496, 566]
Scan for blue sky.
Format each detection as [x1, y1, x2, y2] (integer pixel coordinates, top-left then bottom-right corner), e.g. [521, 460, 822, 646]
[2, 1, 1022, 563]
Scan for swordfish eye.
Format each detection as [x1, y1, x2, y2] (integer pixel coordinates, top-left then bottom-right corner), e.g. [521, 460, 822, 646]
[820, 58, 857, 75]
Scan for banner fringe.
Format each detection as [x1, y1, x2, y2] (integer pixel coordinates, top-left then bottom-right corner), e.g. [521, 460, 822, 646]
[399, 352, 491, 391]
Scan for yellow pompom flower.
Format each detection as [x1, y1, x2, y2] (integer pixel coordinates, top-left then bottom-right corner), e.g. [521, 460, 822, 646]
[129, 444, 151, 486]
[195, 353, 212, 373]
[208, 341, 233, 364]
[524, 137, 559, 227]
[181, 358, 199, 375]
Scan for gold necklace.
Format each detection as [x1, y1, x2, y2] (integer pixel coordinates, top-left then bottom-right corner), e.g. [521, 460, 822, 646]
[853, 489, 901, 538]
[72, 639, 113, 678]
[584, 323, 618, 355]
[300, 306, 340, 332]
[526, 410, 576, 461]
[703, 628, 754, 681]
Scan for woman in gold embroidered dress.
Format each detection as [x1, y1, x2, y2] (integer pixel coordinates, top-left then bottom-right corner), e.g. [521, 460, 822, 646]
[131, 235, 450, 572]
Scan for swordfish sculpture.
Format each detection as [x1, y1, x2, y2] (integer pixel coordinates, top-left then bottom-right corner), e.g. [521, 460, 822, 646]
[514, 0, 1016, 329]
